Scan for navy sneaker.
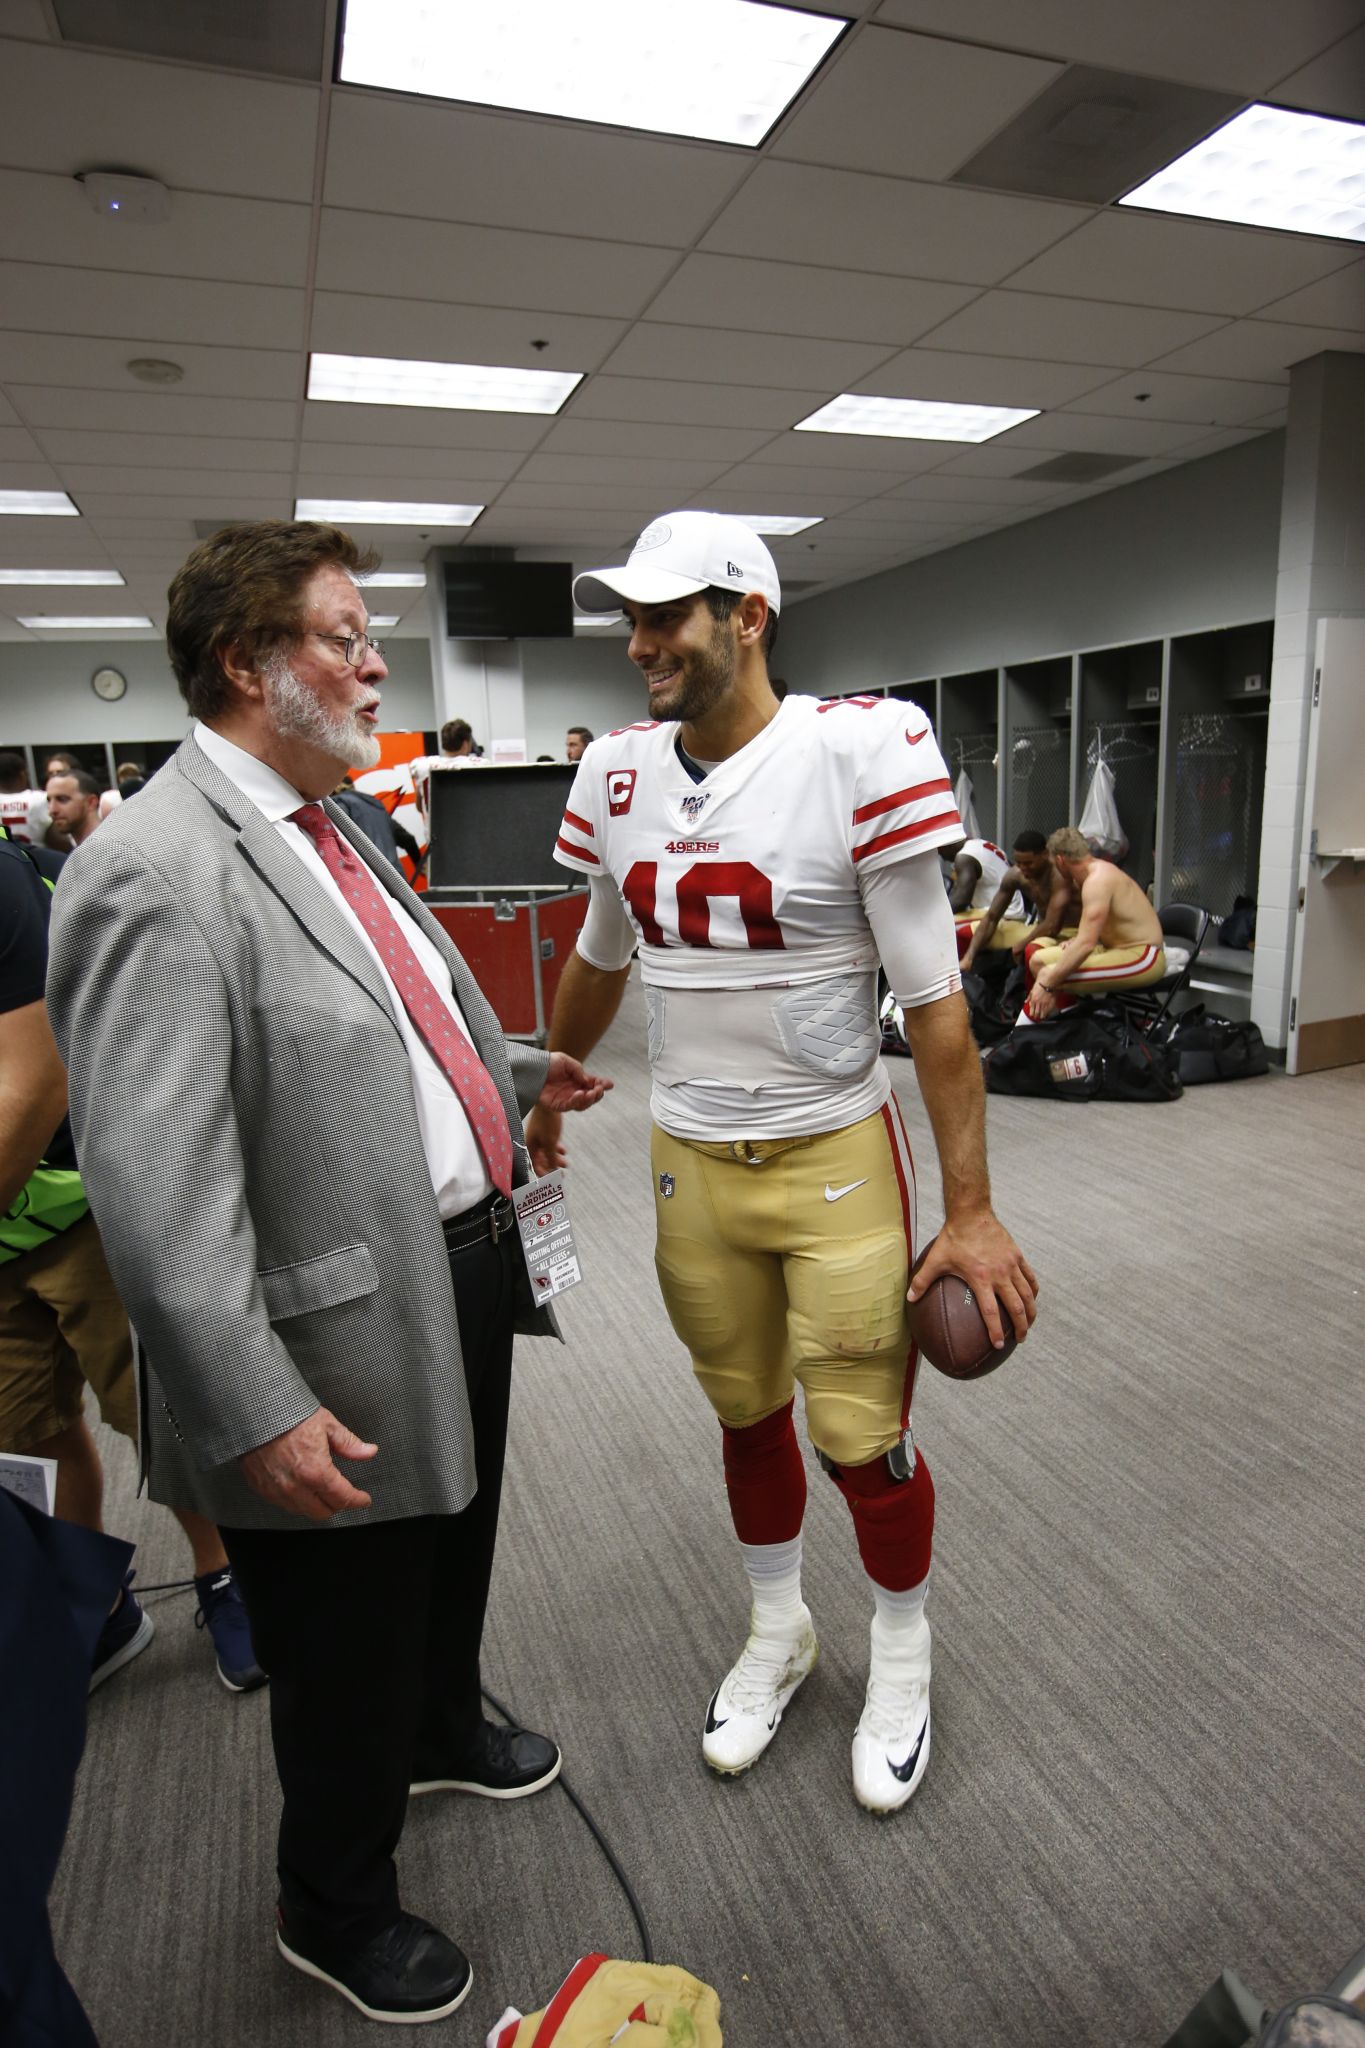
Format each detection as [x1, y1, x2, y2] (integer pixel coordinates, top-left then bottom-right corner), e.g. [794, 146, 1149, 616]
[89, 1569, 154, 1693]
[194, 1566, 267, 1693]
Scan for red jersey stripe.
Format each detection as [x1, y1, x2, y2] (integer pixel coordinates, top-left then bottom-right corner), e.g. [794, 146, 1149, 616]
[852, 808, 961, 863]
[562, 807, 593, 836]
[556, 835, 598, 865]
[852, 776, 953, 826]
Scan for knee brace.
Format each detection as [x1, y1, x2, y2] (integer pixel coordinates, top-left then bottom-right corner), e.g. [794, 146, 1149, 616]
[720, 1399, 807, 1546]
[822, 1437, 935, 1592]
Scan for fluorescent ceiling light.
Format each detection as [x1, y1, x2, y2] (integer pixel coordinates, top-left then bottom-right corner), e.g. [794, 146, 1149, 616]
[295, 498, 483, 526]
[0, 491, 80, 516]
[309, 352, 582, 415]
[729, 513, 824, 536]
[1120, 103, 1365, 242]
[0, 568, 125, 585]
[796, 395, 1040, 442]
[356, 569, 426, 587]
[19, 614, 154, 629]
[338, 0, 845, 148]
[366, 615, 400, 629]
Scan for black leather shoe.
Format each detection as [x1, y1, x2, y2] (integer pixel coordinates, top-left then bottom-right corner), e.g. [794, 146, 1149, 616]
[409, 1720, 561, 1801]
[276, 1909, 472, 2023]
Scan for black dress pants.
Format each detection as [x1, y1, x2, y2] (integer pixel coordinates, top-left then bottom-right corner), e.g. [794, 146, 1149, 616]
[222, 1227, 518, 1950]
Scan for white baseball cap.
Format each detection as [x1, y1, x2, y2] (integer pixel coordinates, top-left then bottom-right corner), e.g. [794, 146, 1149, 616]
[573, 511, 782, 616]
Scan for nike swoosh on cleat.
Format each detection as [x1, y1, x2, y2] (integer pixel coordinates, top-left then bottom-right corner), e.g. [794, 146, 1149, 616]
[704, 1692, 728, 1734]
[889, 1722, 928, 1783]
[824, 1180, 869, 1202]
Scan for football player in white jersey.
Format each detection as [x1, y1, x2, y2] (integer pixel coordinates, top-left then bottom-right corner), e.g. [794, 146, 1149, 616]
[528, 513, 1036, 1814]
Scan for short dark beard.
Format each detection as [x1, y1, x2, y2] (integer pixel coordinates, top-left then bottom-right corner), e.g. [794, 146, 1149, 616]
[652, 612, 736, 726]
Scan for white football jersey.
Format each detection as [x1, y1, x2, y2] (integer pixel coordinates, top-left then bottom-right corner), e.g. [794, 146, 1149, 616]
[959, 836, 1024, 919]
[554, 696, 962, 1139]
[0, 789, 47, 845]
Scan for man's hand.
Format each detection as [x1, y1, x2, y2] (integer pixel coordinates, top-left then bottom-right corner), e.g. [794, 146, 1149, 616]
[239, 1407, 378, 1522]
[908, 1210, 1039, 1349]
[538, 1050, 611, 1114]
[525, 1104, 564, 1176]
[1027, 982, 1059, 1021]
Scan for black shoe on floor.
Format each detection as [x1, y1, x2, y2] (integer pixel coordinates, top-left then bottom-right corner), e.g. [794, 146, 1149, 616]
[409, 1720, 561, 1801]
[276, 1909, 472, 2024]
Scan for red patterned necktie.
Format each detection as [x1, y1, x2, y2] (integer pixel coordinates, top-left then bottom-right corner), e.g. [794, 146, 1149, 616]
[290, 803, 513, 1197]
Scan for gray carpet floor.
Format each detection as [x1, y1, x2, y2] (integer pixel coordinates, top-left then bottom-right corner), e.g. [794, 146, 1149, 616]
[51, 979, 1365, 2046]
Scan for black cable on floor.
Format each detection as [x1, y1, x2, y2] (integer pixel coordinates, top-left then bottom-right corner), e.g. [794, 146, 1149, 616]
[125, 1581, 655, 1963]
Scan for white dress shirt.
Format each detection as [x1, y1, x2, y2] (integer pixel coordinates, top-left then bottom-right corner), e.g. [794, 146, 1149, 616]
[194, 724, 493, 1217]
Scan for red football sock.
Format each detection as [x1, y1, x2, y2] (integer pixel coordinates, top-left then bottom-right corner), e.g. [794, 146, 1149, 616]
[720, 1400, 807, 1545]
[830, 1448, 935, 1592]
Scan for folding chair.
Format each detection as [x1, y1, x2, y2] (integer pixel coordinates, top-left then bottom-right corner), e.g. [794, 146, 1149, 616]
[1109, 903, 1210, 1036]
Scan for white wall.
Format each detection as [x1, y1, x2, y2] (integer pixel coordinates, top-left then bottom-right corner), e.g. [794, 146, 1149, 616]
[521, 633, 644, 758]
[780, 434, 1284, 694]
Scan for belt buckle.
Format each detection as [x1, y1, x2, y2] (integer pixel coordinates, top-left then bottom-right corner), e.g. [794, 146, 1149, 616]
[489, 1196, 512, 1243]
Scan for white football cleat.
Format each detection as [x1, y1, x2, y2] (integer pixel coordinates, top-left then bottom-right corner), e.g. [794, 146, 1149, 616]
[852, 1608, 932, 1814]
[702, 1607, 819, 1775]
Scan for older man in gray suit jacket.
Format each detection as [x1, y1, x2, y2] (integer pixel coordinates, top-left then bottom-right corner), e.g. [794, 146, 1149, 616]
[45, 521, 610, 2027]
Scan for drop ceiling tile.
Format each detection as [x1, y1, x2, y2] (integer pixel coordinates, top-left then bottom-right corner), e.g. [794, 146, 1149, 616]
[1170, 425, 1282, 458]
[567, 378, 823, 430]
[641, 252, 977, 344]
[10, 389, 299, 436]
[492, 485, 679, 515]
[324, 94, 750, 245]
[703, 457, 938, 495]
[748, 430, 955, 472]
[0, 261, 307, 350]
[469, 509, 640, 539]
[772, 26, 1062, 180]
[295, 444, 525, 484]
[316, 209, 676, 322]
[1272, 22, 1365, 120]
[0, 394, 20, 428]
[870, 0, 1365, 95]
[989, 410, 1207, 455]
[295, 469, 510, 501]
[309, 293, 625, 376]
[0, 334, 298, 400]
[914, 290, 1224, 366]
[701, 162, 1085, 284]
[1148, 319, 1364, 381]
[39, 431, 296, 471]
[597, 322, 895, 393]
[57, 464, 295, 496]
[2, 42, 319, 199]
[0, 170, 312, 288]
[0, 461, 63, 489]
[1252, 260, 1365, 328]
[886, 474, 1070, 503]
[302, 402, 547, 451]
[82, 518, 198, 539]
[511, 452, 732, 490]
[932, 442, 1081, 478]
[1067, 369, 1291, 424]
[75, 492, 288, 519]
[534, 418, 776, 463]
[850, 347, 1116, 406]
[681, 488, 866, 517]
[0, 427, 46, 461]
[1000, 211, 1355, 316]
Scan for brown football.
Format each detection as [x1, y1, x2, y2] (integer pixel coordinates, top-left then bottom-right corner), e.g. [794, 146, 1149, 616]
[908, 1238, 1019, 1380]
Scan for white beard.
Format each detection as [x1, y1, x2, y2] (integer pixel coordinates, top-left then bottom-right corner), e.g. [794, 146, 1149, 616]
[264, 653, 380, 772]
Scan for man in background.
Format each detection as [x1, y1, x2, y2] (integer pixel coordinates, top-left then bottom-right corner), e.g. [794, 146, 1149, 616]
[564, 726, 593, 762]
[944, 834, 1023, 961]
[960, 829, 1081, 975]
[1025, 828, 1165, 1018]
[44, 770, 102, 852]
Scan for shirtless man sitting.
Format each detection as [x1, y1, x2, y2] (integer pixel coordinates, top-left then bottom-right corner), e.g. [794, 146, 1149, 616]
[1025, 828, 1165, 1020]
[960, 829, 1081, 975]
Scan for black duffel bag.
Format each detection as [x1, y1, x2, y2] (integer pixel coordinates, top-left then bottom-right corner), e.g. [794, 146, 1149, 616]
[1163, 1004, 1270, 1084]
[961, 965, 1022, 1048]
[984, 1002, 1183, 1103]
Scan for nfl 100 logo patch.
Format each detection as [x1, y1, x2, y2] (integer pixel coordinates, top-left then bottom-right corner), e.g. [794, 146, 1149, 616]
[658, 1172, 676, 1199]
[680, 791, 710, 822]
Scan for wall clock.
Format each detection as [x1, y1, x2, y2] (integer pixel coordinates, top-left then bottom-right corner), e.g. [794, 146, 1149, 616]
[92, 666, 127, 701]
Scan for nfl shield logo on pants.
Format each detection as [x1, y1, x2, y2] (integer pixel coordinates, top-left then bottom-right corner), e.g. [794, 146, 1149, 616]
[658, 1172, 675, 1199]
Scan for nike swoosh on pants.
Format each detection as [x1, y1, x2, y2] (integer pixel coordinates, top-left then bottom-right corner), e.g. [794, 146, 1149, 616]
[824, 1180, 869, 1202]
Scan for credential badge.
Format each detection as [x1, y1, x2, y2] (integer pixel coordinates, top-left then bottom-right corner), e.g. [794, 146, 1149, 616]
[658, 1172, 676, 1200]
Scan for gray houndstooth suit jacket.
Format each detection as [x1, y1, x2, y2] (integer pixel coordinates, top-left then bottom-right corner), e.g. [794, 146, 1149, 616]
[45, 731, 558, 1533]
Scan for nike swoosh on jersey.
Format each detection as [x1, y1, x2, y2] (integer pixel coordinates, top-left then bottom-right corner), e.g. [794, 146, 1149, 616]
[824, 1179, 869, 1202]
[906, 726, 929, 744]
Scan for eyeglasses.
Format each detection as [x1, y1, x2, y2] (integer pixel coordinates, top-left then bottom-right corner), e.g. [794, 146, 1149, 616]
[312, 629, 386, 668]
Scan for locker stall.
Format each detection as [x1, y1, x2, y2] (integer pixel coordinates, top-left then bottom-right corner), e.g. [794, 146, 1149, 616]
[1002, 656, 1072, 849]
[938, 669, 1000, 844]
[1160, 623, 1271, 915]
[888, 678, 939, 729]
[1077, 640, 1163, 895]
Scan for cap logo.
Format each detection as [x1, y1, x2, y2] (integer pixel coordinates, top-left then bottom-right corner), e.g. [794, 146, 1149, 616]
[633, 522, 671, 555]
[726, 560, 743, 578]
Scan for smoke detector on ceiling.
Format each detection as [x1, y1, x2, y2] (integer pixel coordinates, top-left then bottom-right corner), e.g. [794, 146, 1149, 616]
[126, 357, 185, 385]
[77, 171, 171, 222]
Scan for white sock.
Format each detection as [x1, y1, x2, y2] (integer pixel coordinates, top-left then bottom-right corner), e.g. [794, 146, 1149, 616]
[869, 1577, 931, 1688]
[739, 1535, 807, 1637]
